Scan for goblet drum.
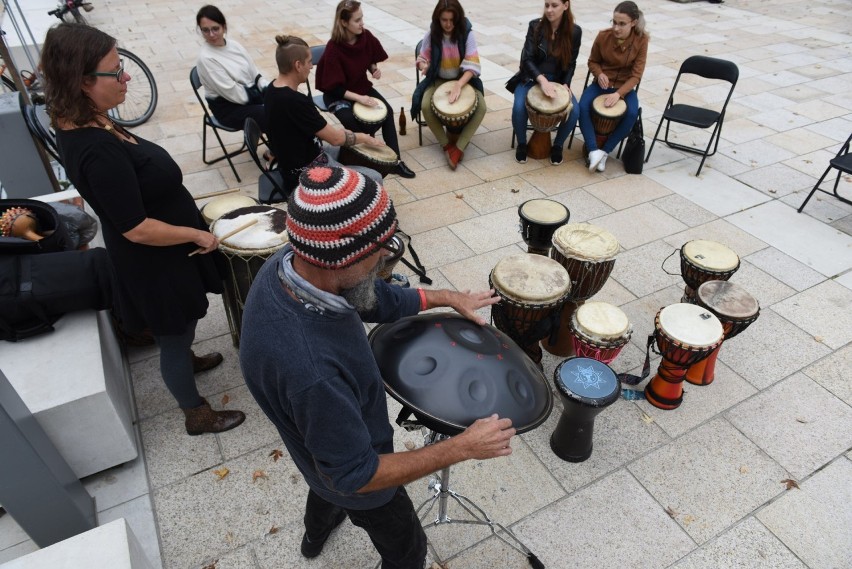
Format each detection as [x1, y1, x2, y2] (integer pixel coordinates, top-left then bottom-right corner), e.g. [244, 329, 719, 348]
[679, 239, 740, 303]
[517, 198, 569, 256]
[431, 80, 478, 134]
[525, 83, 572, 159]
[590, 94, 627, 150]
[569, 301, 632, 365]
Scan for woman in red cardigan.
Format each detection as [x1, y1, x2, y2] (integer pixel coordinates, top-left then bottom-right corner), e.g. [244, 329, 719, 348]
[315, 0, 416, 178]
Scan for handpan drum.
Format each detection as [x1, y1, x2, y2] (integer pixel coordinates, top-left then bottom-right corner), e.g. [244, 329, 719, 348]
[368, 313, 553, 436]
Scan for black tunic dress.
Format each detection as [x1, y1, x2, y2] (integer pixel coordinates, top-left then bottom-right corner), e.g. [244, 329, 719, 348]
[57, 128, 223, 335]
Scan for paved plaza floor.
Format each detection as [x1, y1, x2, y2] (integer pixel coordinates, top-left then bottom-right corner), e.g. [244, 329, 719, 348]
[1, 0, 851, 567]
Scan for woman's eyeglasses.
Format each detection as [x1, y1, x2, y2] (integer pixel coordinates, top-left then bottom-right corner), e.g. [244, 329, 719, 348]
[611, 19, 633, 28]
[88, 60, 125, 82]
[199, 25, 222, 35]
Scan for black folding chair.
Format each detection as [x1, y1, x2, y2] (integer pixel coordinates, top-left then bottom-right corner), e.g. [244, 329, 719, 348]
[243, 118, 288, 204]
[645, 55, 739, 176]
[189, 66, 247, 182]
[797, 132, 852, 213]
[413, 40, 430, 146]
[20, 94, 61, 164]
[305, 45, 330, 112]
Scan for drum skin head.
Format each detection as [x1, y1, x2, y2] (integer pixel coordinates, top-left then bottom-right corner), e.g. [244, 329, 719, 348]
[573, 301, 631, 341]
[552, 223, 619, 260]
[527, 84, 571, 114]
[592, 94, 627, 117]
[349, 143, 398, 163]
[519, 199, 569, 224]
[368, 313, 553, 435]
[491, 254, 571, 303]
[683, 240, 739, 272]
[202, 195, 258, 224]
[211, 205, 288, 252]
[432, 81, 476, 115]
[554, 356, 620, 407]
[353, 99, 388, 122]
[658, 303, 724, 348]
[697, 280, 759, 320]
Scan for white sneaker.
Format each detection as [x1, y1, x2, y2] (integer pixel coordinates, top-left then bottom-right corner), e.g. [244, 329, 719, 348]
[596, 154, 608, 172]
[588, 149, 606, 172]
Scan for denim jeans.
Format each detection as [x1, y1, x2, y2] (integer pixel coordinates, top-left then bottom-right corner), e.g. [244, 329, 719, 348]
[578, 82, 639, 153]
[305, 486, 427, 569]
[511, 78, 579, 148]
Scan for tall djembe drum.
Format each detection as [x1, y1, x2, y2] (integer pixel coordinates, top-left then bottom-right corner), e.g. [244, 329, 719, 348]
[517, 198, 569, 256]
[525, 83, 572, 160]
[678, 240, 740, 303]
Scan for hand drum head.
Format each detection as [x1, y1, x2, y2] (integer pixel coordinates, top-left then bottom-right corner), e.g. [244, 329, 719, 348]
[368, 313, 553, 435]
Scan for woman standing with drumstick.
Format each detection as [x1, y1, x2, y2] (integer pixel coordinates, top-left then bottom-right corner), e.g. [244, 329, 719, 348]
[316, 0, 416, 178]
[579, 1, 648, 173]
[507, 0, 581, 166]
[42, 23, 246, 436]
[412, 0, 485, 170]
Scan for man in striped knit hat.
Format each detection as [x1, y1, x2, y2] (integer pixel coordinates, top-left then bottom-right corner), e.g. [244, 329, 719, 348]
[240, 166, 513, 567]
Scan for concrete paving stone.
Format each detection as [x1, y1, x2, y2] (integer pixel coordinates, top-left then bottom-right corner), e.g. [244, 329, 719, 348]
[803, 344, 852, 406]
[719, 308, 832, 390]
[512, 470, 695, 568]
[536, 187, 615, 224]
[610, 239, 686, 299]
[805, 115, 852, 144]
[394, 192, 479, 235]
[152, 446, 308, 569]
[82, 427, 150, 512]
[772, 279, 852, 349]
[618, 284, 688, 356]
[744, 247, 827, 292]
[439, 244, 524, 294]
[728, 373, 852, 480]
[183, 169, 229, 197]
[396, 226, 475, 271]
[783, 147, 845, 179]
[629, 417, 788, 545]
[719, 138, 798, 169]
[0, 513, 29, 551]
[253, 519, 376, 569]
[213, 385, 282, 462]
[452, 175, 544, 216]
[448, 206, 526, 254]
[583, 174, 672, 211]
[382, 177, 417, 206]
[98, 495, 163, 569]
[727, 260, 797, 307]
[444, 534, 546, 569]
[463, 149, 547, 182]
[663, 218, 768, 260]
[764, 127, 837, 157]
[669, 517, 806, 569]
[831, 213, 852, 237]
[751, 108, 813, 133]
[593, 275, 638, 307]
[518, 158, 592, 196]
[735, 162, 816, 198]
[592, 203, 689, 251]
[782, 189, 852, 224]
[0, 541, 39, 565]
[756, 458, 852, 569]
[195, 545, 258, 569]
[652, 194, 718, 228]
[719, 118, 778, 145]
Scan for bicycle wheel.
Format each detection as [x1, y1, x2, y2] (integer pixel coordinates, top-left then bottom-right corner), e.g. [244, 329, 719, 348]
[110, 48, 158, 127]
[1, 73, 16, 93]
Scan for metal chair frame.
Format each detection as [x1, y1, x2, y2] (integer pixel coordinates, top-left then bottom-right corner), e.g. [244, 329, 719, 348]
[305, 45, 330, 112]
[243, 118, 287, 204]
[797, 132, 852, 213]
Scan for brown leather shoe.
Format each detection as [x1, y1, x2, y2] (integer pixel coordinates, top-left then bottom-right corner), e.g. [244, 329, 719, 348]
[192, 351, 223, 374]
[183, 398, 245, 436]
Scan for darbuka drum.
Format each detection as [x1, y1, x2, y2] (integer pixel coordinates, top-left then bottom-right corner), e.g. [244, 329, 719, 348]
[591, 94, 627, 140]
[525, 84, 572, 160]
[518, 199, 570, 256]
[368, 313, 553, 436]
[551, 356, 620, 462]
[430, 80, 477, 134]
[338, 143, 400, 178]
[211, 205, 288, 347]
[489, 253, 571, 365]
[679, 240, 740, 302]
[569, 301, 632, 365]
[645, 303, 724, 410]
[353, 99, 388, 132]
[686, 281, 760, 386]
[544, 223, 620, 356]
[377, 233, 406, 283]
[201, 194, 258, 225]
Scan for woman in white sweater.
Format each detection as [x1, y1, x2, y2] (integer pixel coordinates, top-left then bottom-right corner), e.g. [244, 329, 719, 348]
[195, 5, 268, 132]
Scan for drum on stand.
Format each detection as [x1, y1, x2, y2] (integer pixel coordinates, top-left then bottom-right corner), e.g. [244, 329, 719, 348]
[430, 80, 477, 138]
[589, 94, 627, 153]
[644, 303, 724, 410]
[518, 198, 570, 256]
[525, 83, 572, 160]
[353, 99, 388, 135]
[544, 223, 620, 356]
[211, 205, 288, 347]
[679, 240, 740, 302]
[201, 194, 258, 225]
[685, 281, 760, 386]
[338, 143, 400, 178]
[569, 301, 632, 365]
[551, 356, 620, 462]
[489, 253, 572, 365]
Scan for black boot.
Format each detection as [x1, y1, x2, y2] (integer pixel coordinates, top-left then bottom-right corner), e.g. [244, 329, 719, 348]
[192, 351, 223, 373]
[182, 398, 245, 435]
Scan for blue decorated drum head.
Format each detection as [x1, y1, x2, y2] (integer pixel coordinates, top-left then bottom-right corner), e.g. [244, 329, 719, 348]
[554, 356, 620, 407]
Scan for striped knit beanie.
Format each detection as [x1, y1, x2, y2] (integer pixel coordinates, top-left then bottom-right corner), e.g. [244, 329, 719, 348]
[286, 166, 397, 269]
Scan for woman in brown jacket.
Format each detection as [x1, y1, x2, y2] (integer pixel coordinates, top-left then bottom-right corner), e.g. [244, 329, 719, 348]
[578, 1, 648, 173]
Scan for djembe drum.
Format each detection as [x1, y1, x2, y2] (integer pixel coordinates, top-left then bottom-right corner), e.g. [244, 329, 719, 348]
[644, 303, 724, 410]
[338, 143, 400, 178]
[544, 223, 620, 356]
[353, 99, 388, 134]
[551, 356, 620, 462]
[679, 240, 740, 302]
[525, 83, 572, 160]
[685, 281, 760, 386]
[590, 94, 627, 150]
[211, 205, 288, 347]
[489, 253, 572, 364]
[201, 194, 258, 225]
[517, 198, 570, 256]
[431, 80, 478, 136]
[569, 301, 632, 365]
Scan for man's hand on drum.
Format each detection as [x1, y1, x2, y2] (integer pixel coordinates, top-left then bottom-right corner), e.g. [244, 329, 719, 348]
[602, 92, 621, 108]
[454, 414, 516, 460]
[597, 72, 611, 90]
[193, 229, 219, 254]
[450, 289, 500, 326]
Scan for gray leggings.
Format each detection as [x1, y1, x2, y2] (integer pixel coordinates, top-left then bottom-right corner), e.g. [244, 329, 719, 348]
[154, 320, 204, 409]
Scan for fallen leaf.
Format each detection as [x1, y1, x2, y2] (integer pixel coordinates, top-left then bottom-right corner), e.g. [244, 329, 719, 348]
[682, 514, 695, 525]
[253, 470, 268, 482]
[510, 188, 520, 193]
[202, 561, 218, 569]
[213, 467, 230, 481]
[455, 193, 464, 199]
[740, 465, 749, 474]
[641, 412, 655, 424]
[404, 441, 416, 451]
[665, 506, 678, 518]
[221, 394, 230, 405]
[796, 417, 809, 424]
[814, 335, 824, 343]
[290, 474, 300, 484]
[224, 531, 235, 545]
[269, 449, 284, 462]
[268, 525, 279, 535]
[781, 479, 800, 490]
[769, 189, 777, 194]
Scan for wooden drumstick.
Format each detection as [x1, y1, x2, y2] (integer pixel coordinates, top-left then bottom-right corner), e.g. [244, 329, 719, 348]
[188, 219, 258, 256]
[193, 187, 241, 201]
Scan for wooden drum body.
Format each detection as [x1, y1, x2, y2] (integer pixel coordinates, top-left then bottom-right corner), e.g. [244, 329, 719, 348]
[525, 84, 572, 159]
[431, 81, 477, 134]
[353, 100, 388, 134]
[590, 95, 627, 149]
[543, 223, 620, 356]
[685, 281, 760, 386]
[569, 301, 632, 365]
[679, 240, 740, 302]
[211, 206, 288, 347]
[518, 199, 570, 256]
[338, 143, 400, 178]
[489, 253, 571, 365]
[645, 303, 724, 410]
